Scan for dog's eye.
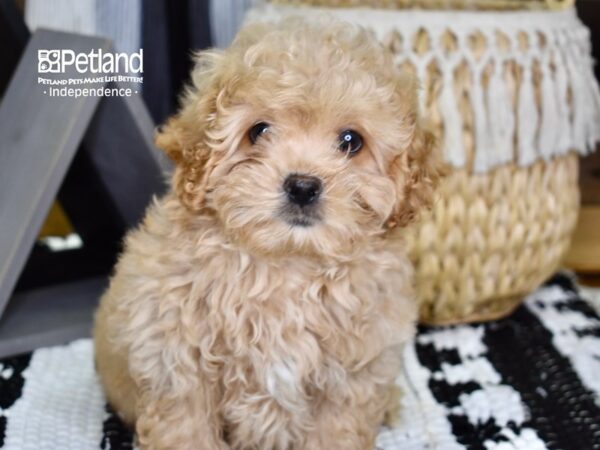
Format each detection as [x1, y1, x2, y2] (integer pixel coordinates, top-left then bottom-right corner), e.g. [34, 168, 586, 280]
[248, 122, 270, 144]
[337, 130, 363, 156]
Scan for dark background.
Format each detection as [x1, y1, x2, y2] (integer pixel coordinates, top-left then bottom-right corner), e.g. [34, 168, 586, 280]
[577, 0, 600, 205]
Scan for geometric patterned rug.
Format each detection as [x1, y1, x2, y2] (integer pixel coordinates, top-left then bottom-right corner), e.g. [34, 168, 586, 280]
[0, 273, 598, 450]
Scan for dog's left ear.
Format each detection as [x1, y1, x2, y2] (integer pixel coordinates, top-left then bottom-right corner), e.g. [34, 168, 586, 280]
[385, 120, 445, 229]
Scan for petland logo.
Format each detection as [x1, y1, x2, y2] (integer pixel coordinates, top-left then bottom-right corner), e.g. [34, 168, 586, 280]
[38, 49, 143, 74]
[37, 48, 143, 98]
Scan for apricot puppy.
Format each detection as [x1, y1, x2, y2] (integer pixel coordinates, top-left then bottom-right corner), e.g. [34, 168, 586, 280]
[94, 17, 441, 450]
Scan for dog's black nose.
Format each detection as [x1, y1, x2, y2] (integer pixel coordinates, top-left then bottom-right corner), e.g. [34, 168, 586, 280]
[283, 174, 322, 206]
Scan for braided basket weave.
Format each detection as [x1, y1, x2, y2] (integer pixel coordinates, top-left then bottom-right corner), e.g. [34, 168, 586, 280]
[409, 156, 579, 324]
[250, 4, 600, 324]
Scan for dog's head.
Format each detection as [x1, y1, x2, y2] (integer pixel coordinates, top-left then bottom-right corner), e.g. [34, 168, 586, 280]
[157, 18, 442, 258]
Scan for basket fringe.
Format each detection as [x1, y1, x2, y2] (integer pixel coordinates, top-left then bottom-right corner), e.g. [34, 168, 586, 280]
[517, 64, 538, 166]
[539, 61, 560, 160]
[488, 59, 515, 168]
[554, 46, 572, 156]
[440, 67, 466, 167]
[471, 67, 491, 172]
[249, 6, 600, 172]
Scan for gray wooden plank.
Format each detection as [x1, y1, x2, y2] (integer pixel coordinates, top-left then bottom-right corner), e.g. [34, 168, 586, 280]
[0, 277, 106, 357]
[82, 83, 171, 226]
[0, 29, 111, 318]
[120, 81, 172, 175]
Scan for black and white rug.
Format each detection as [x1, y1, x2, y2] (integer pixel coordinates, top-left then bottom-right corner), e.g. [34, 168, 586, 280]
[0, 273, 598, 450]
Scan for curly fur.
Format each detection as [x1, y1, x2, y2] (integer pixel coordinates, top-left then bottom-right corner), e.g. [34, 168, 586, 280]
[94, 17, 442, 450]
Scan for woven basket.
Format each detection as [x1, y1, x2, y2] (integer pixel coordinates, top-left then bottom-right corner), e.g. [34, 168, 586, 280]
[249, 5, 600, 324]
[408, 156, 579, 324]
[272, 0, 575, 10]
[390, 20, 585, 323]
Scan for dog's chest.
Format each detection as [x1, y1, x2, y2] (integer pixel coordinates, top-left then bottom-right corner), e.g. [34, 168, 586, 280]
[208, 256, 409, 410]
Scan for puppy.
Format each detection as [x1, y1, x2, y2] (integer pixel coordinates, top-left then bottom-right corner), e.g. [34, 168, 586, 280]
[94, 17, 441, 450]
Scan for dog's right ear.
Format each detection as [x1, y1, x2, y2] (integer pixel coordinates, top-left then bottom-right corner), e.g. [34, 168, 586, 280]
[156, 108, 222, 212]
[155, 116, 190, 164]
[154, 51, 224, 211]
